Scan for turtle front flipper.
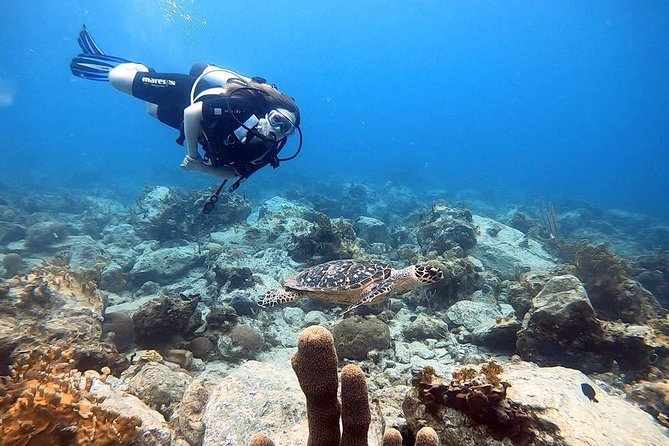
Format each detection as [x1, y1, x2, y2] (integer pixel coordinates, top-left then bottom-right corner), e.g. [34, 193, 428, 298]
[341, 281, 393, 315]
[258, 288, 301, 308]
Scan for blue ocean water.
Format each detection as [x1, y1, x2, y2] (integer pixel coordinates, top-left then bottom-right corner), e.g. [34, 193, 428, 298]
[1, 1, 668, 218]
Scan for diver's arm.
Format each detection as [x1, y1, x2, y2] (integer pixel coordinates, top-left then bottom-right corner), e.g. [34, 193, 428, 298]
[183, 102, 204, 160]
[181, 156, 238, 179]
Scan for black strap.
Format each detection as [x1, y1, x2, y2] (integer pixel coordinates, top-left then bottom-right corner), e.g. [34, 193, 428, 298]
[201, 180, 228, 214]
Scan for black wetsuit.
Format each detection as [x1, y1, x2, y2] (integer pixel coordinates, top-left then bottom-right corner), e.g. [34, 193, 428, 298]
[130, 64, 282, 178]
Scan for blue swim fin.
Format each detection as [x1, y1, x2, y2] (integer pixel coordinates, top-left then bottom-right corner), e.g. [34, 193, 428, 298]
[70, 25, 130, 81]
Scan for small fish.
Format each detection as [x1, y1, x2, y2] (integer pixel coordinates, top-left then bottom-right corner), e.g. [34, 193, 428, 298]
[581, 383, 598, 402]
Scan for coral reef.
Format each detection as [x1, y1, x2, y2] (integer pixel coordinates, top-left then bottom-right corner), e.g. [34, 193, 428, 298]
[2, 173, 669, 446]
[0, 345, 141, 445]
[0, 260, 126, 376]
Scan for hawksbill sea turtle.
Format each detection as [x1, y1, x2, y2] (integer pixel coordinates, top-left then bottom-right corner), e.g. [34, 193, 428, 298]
[258, 259, 444, 314]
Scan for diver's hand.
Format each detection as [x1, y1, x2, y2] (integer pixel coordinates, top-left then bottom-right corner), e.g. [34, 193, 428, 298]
[181, 155, 203, 171]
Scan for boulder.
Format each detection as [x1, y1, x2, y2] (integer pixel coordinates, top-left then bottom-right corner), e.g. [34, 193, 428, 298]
[68, 236, 103, 275]
[125, 362, 193, 420]
[132, 294, 200, 346]
[25, 220, 68, 250]
[202, 361, 306, 446]
[354, 216, 389, 244]
[471, 215, 557, 279]
[417, 203, 477, 255]
[91, 378, 175, 445]
[516, 275, 609, 373]
[131, 245, 201, 285]
[0, 266, 125, 375]
[174, 378, 209, 446]
[402, 314, 450, 341]
[102, 312, 135, 351]
[501, 363, 669, 446]
[102, 223, 141, 248]
[446, 300, 501, 331]
[471, 318, 522, 351]
[100, 261, 125, 294]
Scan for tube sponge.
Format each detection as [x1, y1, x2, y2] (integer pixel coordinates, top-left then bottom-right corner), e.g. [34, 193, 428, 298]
[382, 428, 403, 446]
[340, 364, 371, 446]
[249, 434, 276, 446]
[382, 427, 440, 446]
[291, 325, 341, 446]
[415, 427, 440, 446]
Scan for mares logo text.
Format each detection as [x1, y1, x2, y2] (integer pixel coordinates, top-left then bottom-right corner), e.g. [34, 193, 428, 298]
[141, 77, 176, 87]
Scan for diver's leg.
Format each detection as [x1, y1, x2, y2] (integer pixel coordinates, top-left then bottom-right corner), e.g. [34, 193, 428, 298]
[109, 63, 150, 95]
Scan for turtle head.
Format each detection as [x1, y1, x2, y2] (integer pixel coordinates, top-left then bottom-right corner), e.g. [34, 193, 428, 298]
[258, 287, 301, 308]
[413, 264, 444, 284]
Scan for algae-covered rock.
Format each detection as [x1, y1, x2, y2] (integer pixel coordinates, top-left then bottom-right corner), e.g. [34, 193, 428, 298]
[446, 300, 501, 331]
[132, 294, 200, 346]
[332, 316, 392, 360]
[402, 314, 450, 341]
[354, 216, 390, 244]
[417, 202, 478, 256]
[68, 236, 104, 275]
[25, 220, 69, 250]
[100, 261, 125, 294]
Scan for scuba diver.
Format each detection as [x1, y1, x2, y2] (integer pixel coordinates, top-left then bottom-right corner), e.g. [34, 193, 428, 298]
[69, 26, 302, 196]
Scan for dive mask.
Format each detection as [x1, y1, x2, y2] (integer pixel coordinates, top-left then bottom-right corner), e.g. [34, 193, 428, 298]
[268, 109, 296, 136]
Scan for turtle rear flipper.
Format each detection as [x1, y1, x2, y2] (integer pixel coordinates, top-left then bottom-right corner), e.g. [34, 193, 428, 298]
[341, 281, 393, 315]
[258, 288, 301, 308]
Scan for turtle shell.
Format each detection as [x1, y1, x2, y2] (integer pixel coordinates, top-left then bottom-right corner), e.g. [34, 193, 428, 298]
[286, 259, 392, 292]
